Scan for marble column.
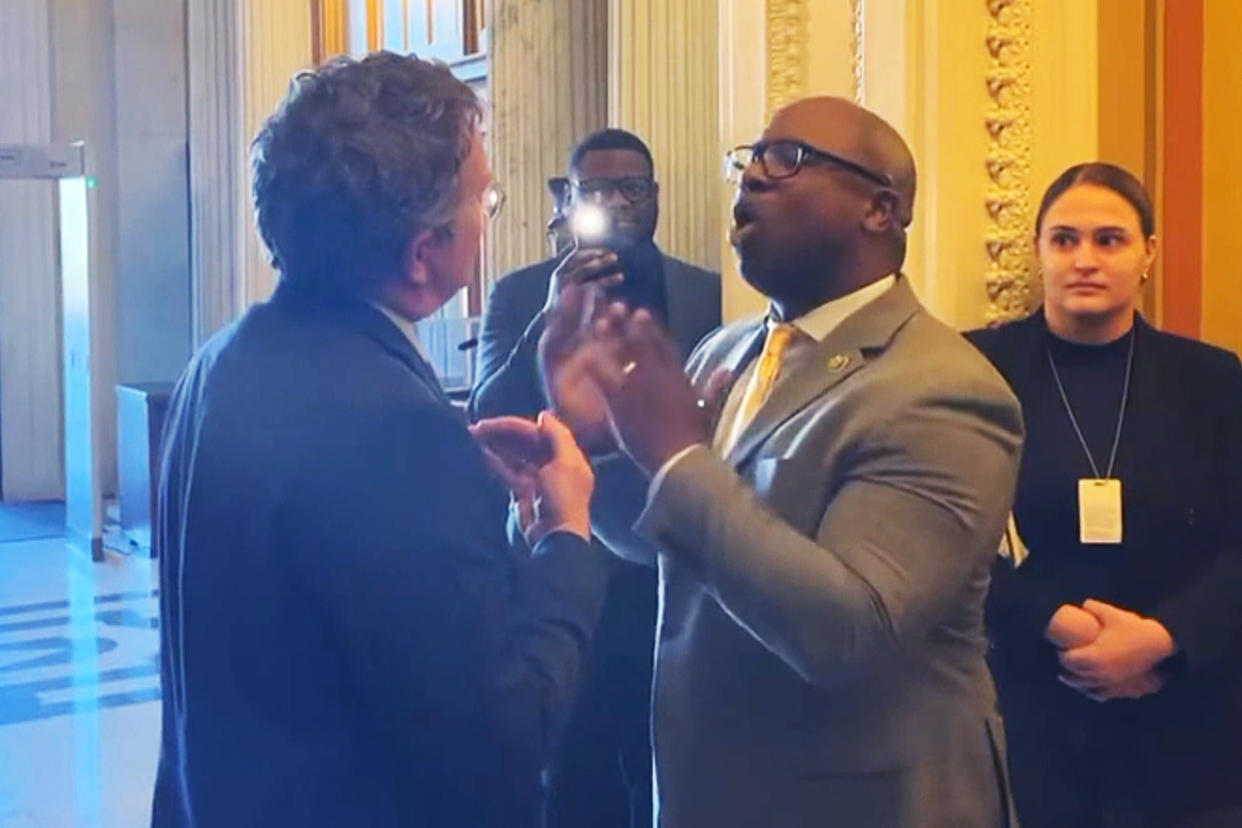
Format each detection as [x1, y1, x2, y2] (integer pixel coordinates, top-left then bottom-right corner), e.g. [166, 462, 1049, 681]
[187, 0, 245, 346]
[239, 0, 314, 307]
[187, 0, 313, 344]
[609, 0, 721, 274]
[487, 0, 609, 283]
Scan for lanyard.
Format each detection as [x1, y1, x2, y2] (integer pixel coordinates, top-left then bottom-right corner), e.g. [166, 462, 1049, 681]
[1045, 327, 1136, 479]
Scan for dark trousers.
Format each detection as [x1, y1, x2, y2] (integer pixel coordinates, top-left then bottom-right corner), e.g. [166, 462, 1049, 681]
[542, 558, 655, 828]
[999, 672, 1242, 828]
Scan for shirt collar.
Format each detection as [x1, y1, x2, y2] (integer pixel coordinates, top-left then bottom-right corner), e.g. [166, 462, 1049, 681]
[368, 301, 433, 366]
[771, 274, 898, 342]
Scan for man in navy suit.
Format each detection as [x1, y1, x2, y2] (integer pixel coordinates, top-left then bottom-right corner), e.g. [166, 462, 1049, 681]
[152, 52, 607, 827]
[470, 129, 720, 828]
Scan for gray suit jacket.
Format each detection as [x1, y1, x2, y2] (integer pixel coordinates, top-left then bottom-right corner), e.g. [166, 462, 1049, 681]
[636, 277, 1024, 828]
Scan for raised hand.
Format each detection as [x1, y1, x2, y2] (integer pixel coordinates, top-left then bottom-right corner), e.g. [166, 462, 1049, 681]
[576, 303, 712, 476]
[542, 247, 621, 314]
[537, 251, 621, 452]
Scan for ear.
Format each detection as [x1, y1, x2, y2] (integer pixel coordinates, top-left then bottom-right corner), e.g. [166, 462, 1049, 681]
[1142, 234, 1157, 272]
[861, 189, 900, 233]
[401, 228, 439, 289]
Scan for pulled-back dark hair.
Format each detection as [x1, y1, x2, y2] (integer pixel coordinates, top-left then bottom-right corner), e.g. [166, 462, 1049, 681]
[252, 51, 481, 297]
[1034, 162, 1155, 238]
[569, 128, 655, 178]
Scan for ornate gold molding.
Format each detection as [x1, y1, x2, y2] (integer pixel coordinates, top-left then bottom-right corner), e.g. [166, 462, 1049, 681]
[767, 0, 807, 118]
[983, 0, 1036, 323]
[851, 0, 864, 104]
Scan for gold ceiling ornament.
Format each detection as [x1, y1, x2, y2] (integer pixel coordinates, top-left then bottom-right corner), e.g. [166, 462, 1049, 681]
[766, 0, 808, 119]
[851, 0, 865, 104]
[983, 0, 1038, 325]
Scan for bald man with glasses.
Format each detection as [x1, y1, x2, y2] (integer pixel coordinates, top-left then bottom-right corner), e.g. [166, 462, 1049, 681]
[535, 96, 1025, 827]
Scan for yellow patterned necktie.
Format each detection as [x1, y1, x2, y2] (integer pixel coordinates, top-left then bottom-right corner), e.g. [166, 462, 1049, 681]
[736, 322, 797, 432]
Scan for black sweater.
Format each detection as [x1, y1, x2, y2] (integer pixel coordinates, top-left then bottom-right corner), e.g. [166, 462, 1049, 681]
[966, 310, 1242, 816]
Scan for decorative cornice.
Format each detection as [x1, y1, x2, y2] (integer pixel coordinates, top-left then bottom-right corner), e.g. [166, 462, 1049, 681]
[851, 0, 864, 104]
[983, 0, 1036, 324]
[767, 0, 807, 119]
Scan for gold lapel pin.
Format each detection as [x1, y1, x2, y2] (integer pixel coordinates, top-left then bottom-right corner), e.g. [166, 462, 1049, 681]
[827, 354, 850, 372]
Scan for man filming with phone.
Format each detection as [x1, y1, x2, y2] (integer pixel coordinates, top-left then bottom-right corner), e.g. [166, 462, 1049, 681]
[470, 128, 720, 828]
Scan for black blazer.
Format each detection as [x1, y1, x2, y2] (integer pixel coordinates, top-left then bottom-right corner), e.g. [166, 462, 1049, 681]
[967, 311, 1242, 816]
[151, 283, 608, 827]
[468, 251, 720, 828]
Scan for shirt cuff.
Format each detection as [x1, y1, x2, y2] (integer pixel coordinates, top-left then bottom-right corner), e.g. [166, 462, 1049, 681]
[509, 499, 592, 546]
[648, 444, 705, 503]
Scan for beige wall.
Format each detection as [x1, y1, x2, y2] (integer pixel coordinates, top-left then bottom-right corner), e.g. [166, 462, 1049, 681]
[804, 1, 858, 101]
[488, 0, 608, 281]
[1201, 0, 1242, 356]
[817, 1, 1118, 330]
[714, 1, 1110, 330]
[610, 0, 721, 277]
[717, 0, 768, 321]
[187, 0, 313, 345]
[241, 1, 315, 306]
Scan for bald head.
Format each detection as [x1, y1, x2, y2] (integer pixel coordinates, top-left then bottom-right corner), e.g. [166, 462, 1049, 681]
[769, 96, 916, 226]
[729, 96, 919, 315]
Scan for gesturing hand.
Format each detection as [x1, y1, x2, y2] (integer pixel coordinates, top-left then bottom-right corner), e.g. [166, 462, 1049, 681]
[470, 412, 595, 545]
[543, 247, 620, 313]
[575, 303, 712, 476]
[537, 251, 620, 453]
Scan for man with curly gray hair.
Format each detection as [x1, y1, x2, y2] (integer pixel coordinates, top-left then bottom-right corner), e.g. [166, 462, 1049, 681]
[152, 52, 608, 827]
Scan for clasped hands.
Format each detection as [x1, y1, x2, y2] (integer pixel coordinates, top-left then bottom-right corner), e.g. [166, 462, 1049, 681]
[1045, 599, 1178, 702]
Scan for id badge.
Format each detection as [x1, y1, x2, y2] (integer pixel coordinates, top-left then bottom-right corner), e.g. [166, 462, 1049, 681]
[1078, 478, 1123, 544]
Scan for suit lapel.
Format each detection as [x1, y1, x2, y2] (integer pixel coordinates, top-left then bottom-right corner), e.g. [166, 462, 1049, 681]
[725, 276, 922, 467]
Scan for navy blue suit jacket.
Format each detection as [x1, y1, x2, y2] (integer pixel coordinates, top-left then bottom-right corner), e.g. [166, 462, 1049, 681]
[152, 282, 608, 827]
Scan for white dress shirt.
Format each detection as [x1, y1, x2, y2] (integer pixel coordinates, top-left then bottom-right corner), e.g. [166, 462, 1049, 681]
[651, 274, 898, 495]
[369, 301, 434, 368]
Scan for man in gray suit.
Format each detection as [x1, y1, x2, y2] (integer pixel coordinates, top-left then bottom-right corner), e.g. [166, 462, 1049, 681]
[471, 128, 720, 828]
[540, 97, 1025, 826]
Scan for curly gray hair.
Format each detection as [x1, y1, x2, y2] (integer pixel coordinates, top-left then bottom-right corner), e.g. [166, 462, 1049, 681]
[252, 51, 481, 297]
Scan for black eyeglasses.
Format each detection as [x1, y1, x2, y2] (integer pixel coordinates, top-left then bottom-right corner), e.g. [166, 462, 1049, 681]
[725, 140, 893, 188]
[571, 176, 656, 204]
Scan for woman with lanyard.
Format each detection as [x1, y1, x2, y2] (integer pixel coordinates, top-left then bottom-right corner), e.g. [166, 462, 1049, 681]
[967, 162, 1242, 827]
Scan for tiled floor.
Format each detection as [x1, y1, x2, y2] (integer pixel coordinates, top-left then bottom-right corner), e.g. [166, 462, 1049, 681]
[0, 504, 160, 828]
